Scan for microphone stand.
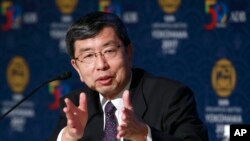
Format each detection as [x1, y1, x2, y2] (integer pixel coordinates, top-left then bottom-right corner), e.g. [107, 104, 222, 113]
[0, 71, 71, 121]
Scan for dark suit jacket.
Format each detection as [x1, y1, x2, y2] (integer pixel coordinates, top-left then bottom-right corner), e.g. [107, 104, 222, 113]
[47, 68, 208, 141]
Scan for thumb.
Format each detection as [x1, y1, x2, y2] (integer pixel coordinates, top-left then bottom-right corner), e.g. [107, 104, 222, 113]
[122, 90, 133, 110]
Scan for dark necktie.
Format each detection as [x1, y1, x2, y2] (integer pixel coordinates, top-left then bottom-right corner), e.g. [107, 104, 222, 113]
[103, 101, 118, 141]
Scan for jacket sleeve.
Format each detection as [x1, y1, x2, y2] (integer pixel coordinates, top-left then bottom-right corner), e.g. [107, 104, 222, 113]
[150, 86, 208, 141]
[46, 98, 67, 141]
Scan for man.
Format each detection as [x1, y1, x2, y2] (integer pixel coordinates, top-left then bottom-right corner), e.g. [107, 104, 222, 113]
[48, 11, 208, 141]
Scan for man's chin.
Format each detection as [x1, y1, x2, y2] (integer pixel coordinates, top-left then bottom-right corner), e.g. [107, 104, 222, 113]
[96, 86, 114, 94]
[96, 86, 117, 98]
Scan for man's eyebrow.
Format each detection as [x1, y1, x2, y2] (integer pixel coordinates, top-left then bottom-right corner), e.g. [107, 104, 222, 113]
[77, 41, 120, 53]
[77, 47, 93, 54]
[103, 40, 120, 47]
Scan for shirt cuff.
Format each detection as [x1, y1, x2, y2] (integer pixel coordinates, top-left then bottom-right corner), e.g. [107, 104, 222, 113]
[57, 127, 66, 141]
[146, 124, 152, 141]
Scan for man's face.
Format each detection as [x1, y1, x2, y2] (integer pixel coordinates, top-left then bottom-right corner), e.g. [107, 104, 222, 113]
[71, 27, 132, 99]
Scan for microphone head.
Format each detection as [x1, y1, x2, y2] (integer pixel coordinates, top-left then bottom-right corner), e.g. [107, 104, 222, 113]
[57, 71, 72, 80]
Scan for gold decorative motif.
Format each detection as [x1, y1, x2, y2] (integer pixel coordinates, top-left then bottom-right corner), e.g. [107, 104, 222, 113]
[211, 58, 236, 97]
[7, 56, 29, 93]
[56, 0, 78, 14]
[158, 0, 181, 14]
[205, 0, 217, 5]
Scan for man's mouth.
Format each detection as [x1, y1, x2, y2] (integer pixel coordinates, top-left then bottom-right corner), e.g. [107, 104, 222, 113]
[96, 76, 113, 85]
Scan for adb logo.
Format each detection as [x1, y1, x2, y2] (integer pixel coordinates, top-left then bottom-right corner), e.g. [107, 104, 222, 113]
[99, 0, 121, 17]
[0, 0, 22, 31]
[211, 58, 236, 98]
[204, 0, 228, 30]
[158, 0, 181, 14]
[48, 80, 70, 110]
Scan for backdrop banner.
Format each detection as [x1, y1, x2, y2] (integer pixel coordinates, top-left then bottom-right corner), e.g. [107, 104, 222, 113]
[0, 0, 249, 141]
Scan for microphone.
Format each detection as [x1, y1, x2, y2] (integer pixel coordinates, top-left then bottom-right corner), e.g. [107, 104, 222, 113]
[49, 71, 72, 81]
[0, 71, 72, 121]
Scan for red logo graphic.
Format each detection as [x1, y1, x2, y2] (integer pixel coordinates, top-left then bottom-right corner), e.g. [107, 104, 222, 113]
[0, 1, 22, 31]
[204, 0, 228, 30]
[48, 81, 70, 110]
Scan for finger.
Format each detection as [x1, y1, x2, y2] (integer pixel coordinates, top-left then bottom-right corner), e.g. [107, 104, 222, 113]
[117, 124, 127, 138]
[121, 108, 133, 121]
[65, 110, 82, 131]
[122, 90, 133, 110]
[65, 98, 77, 112]
[117, 124, 132, 139]
[78, 92, 87, 112]
[118, 124, 127, 131]
[64, 98, 81, 122]
[64, 98, 76, 119]
[117, 129, 127, 139]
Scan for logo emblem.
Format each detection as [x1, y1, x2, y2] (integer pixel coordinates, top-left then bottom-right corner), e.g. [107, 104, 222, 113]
[99, 0, 121, 16]
[211, 58, 236, 97]
[158, 0, 181, 14]
[0, 0, 22, 31]
[48, 80, 70, 110]
[204, 0, 228, 30]
[7, 56, 29, 94]
[55, 0, 78, 14]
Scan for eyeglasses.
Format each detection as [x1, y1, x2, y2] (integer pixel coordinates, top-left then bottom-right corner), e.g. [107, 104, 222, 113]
[74, 45, 121, 64]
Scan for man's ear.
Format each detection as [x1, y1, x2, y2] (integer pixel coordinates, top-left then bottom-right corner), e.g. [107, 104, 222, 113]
[71, 59, 84, 82]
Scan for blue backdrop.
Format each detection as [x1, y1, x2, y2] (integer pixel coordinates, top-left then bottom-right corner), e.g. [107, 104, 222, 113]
[1, 0, 250, 141]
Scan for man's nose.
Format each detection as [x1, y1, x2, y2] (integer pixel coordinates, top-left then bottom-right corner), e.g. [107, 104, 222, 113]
[95, 53, 109, 70]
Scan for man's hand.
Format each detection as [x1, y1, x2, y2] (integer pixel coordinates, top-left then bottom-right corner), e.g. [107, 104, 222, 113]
[117, 90, 148, 141]
[62, 92, 88, 141]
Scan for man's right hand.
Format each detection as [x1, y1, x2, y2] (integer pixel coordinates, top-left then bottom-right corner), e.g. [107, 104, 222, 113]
[62, 92, 88, 141]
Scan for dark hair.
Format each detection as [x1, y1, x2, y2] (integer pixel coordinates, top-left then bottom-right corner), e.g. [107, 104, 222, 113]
[65, 11, 131, 58]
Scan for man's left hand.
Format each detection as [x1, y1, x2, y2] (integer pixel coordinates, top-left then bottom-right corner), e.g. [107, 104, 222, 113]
[117, 90, 148, 141]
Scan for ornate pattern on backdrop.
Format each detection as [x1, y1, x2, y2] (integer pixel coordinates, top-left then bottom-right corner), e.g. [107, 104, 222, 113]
[0, 0, 249, 141]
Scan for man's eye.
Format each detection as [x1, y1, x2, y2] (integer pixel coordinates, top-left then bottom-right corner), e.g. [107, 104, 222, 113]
[83, 54, 94, 59]
[104, 49, 115, 54]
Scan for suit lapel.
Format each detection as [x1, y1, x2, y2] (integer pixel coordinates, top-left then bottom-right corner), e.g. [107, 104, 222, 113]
[84, 89, 104, 140]
[87, 90, 103, 119]
[130, 69, 147, 119]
